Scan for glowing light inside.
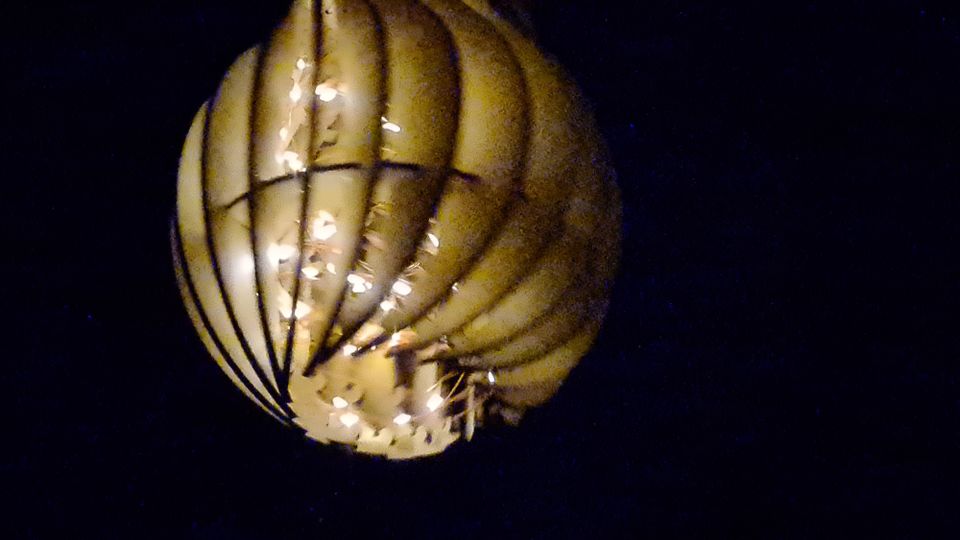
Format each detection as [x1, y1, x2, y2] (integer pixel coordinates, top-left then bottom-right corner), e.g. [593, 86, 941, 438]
[311, 211, 337, 241]
[393, 413, 412, 426]
[342, 344, 358, 355]
[296, 58, 307, 70]
[380, 116, 401, 133]
[426, 393, 443, 412]
[347, 273, 370, 294]
[340, 412, 359, 427]
[391, 280, 412, 296]
[236, 254, 255, 274]
[315, 81, 338, 102]
[268, 243, 296, 262]
[278, 150, 305, 171]
[487, 371, 496, 384]
[332, 396, 349, 409]
[279, 298, 312, 319]
[289, 84, 303, 103]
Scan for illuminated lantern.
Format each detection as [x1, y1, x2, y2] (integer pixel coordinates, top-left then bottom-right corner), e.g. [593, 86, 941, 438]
[172, 0, 620, 458]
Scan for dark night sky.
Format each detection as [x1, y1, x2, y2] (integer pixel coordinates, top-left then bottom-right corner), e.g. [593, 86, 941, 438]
[6, 1, 960, 537]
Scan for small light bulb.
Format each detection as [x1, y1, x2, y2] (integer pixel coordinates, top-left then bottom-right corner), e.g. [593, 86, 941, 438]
[340, 412, 359, 427]
[347, 273, 369, 294]
[312, 219, 337, 241]
[393, 413, 412, 426]
[235, 254, 255, 275]
[332, 396, 348, 409]
[426, 393, 443, 412]
[269, 243, 296, 262]
[315, 83, 338, 102]
[391, 280, 412, 297]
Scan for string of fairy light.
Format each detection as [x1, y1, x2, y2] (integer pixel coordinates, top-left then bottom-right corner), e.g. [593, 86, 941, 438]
[262, 56, 497, 451]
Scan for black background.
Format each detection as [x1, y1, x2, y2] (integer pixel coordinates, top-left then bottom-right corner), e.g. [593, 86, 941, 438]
[7, 0, 960, 537]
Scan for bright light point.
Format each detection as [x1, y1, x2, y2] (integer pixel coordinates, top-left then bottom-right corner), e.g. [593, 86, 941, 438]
[326, 262, 337, 274]
[332, 396, 349, 409]
[382, 121, 401, 133]
[393, 413, 412, 425]
[347, 273, 370, 293]
[487, 371, 496, 384]
[269, 243, 296, 262]
[302, 266, 320, 279]
[451, 282, 460, 293]
[342, 344, 358, 355]
[427, 232, 440, 248]
[279, 127, 289, 140]
[280, 150, 304, 171]
[236, 254, 255, 274]
[296, 58, 307, 70]
[315, 83, 338, 102]
[312, 219, 337, 241]
[340, 412, 359, 427]
[289, 84, 303, 102]
[379, 299, 395, 313]
[426, 393, 443, 412]
[391, 280, 412, 296]
[294, 301, 311, 318]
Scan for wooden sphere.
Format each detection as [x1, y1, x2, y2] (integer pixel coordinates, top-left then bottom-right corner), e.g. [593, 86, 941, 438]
[172, 0, 620, 458]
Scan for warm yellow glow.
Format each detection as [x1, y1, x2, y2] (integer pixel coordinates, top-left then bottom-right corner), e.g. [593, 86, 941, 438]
[173, 0, 621, 459]
[340, 412, 359, 427]
[314, 81, 338, 102]
[347, 273, 369, 294]
[289, 84, 303, 103]
[279, 298, 312, 319]
[277, 150, 305, 171]
[426, 393, 443, 412]
[391, 280, 412, 296]
[269, 243, 296, 262]
[380, 116, 401, 133]
[311, 212, 337, 241]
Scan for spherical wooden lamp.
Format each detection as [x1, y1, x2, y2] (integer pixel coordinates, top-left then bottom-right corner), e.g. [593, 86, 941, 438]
[172, 0, 620, 458]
